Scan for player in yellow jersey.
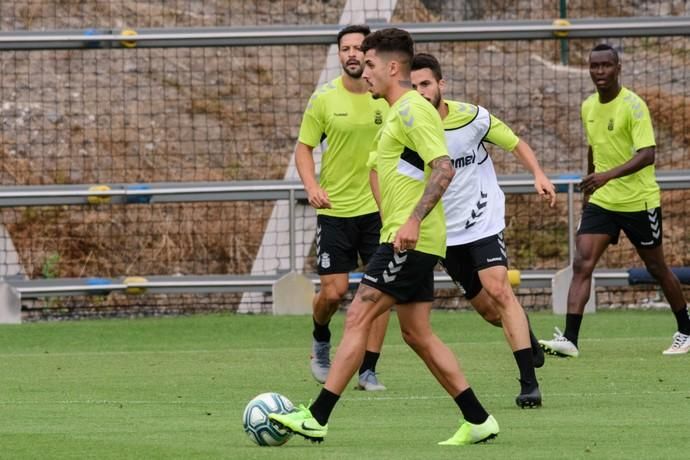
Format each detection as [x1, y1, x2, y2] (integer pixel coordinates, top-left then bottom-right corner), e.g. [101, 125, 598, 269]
[410, 53, 556, 408]
[296, 25, 391, 389]
[270, 28, 499, 446]
[540, 44, 690, 357]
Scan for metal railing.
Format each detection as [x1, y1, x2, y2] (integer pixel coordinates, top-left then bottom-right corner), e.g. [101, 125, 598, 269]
[2, 171, 689, 272]
[1, 172, 687, 322]
[0, 17, 689, 50]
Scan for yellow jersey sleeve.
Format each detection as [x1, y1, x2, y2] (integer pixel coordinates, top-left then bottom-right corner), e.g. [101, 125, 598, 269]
[297, 91, 325, 148]
[485, 114, 520, 152]
[628, 95, 655, 150]
[405, 101, 449, 165]
[367, 150, 378, 171]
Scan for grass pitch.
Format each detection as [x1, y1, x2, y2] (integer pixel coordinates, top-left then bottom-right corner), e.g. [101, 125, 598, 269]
[1, 310, 688, 459]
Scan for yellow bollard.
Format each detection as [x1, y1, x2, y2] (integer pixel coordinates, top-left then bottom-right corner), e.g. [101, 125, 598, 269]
[87, 185, 112, 205]
[120, 28, 138, 48]
[123, 276, 148, 295]
[552, 19, 571, 38]
[508, 269, 521, 287]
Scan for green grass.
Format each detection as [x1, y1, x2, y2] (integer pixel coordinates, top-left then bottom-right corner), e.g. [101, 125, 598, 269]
[0, 310, 688, 459]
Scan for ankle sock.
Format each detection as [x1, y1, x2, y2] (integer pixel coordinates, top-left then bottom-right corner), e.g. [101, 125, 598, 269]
[454, 388, 489, 425]
[359, 350, 380, 375]
[309, 388, 339, 426]
[564, 313, 583, 347]
[312, 318, 331, 343]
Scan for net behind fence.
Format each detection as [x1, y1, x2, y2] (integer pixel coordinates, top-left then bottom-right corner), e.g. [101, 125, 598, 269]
[0, 1, 689, 317]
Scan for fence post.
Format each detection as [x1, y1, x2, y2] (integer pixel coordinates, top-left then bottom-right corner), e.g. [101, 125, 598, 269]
[559, 0, 569, 64]
[288, 188, 296, 273]
[0, 280, 22, 324]
[567, 182, 575, 265]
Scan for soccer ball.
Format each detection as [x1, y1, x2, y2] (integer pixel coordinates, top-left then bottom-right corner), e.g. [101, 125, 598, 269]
[242, 392, 295, 446]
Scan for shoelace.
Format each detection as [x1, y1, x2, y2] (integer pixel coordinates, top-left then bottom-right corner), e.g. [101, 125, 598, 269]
[362, 370, 380, 383]
[313, 344, 330, 366]
[553, 327, 569, 341]
[296, 404, 311, 415]
[669, 333, 687, 349]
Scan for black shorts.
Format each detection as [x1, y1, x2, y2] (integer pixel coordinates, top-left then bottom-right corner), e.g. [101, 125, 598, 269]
[441, 232, 509, 300]
[360, 243, 438, 304]
[316, 212, 382, 275]
[577, 203, 662, 248]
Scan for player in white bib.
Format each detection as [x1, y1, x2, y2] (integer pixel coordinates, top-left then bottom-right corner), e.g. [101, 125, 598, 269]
[411, 53, 557, 408]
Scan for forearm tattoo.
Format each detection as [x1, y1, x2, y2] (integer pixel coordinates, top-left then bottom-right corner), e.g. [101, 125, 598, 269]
[412, 156, 454, 221]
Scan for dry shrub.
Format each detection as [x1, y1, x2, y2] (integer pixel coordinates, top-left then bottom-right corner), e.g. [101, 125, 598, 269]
[6, 201, 275, 278]
[0, 146, 45, 185]
[638, 87, 690, 148]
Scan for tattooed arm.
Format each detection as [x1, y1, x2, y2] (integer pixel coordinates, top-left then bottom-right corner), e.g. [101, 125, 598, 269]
[411, 156, 454, 221]
[393, 156, 454, 252]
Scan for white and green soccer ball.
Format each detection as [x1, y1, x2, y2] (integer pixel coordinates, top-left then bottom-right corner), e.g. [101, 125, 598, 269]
[242, 392, 295, 446]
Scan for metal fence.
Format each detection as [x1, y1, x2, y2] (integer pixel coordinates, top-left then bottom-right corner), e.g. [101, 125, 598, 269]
[1, 1, 689, 318]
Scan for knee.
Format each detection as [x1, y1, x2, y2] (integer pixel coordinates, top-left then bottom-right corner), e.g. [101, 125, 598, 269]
[485, 285, 515, 310]
[320, 284, 348, 306]
[401, 328, 428, 352]
[343, 305, 371, 332]
[644, 260, 668, 280]
[572, 254, 596, 277]
[402, 330, 433, 356]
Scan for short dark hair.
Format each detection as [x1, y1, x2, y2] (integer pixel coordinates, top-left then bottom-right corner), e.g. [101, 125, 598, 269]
[590, 43, 619, 64]
[337, 24, 370, 47]
[411, 53, 443, 81]
[360, 27, 414, 68]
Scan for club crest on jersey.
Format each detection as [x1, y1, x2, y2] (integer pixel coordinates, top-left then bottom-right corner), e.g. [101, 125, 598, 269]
[319, 252, 331, 269]
[374, 110, 383, 125]
[608, 118, 614, 131]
